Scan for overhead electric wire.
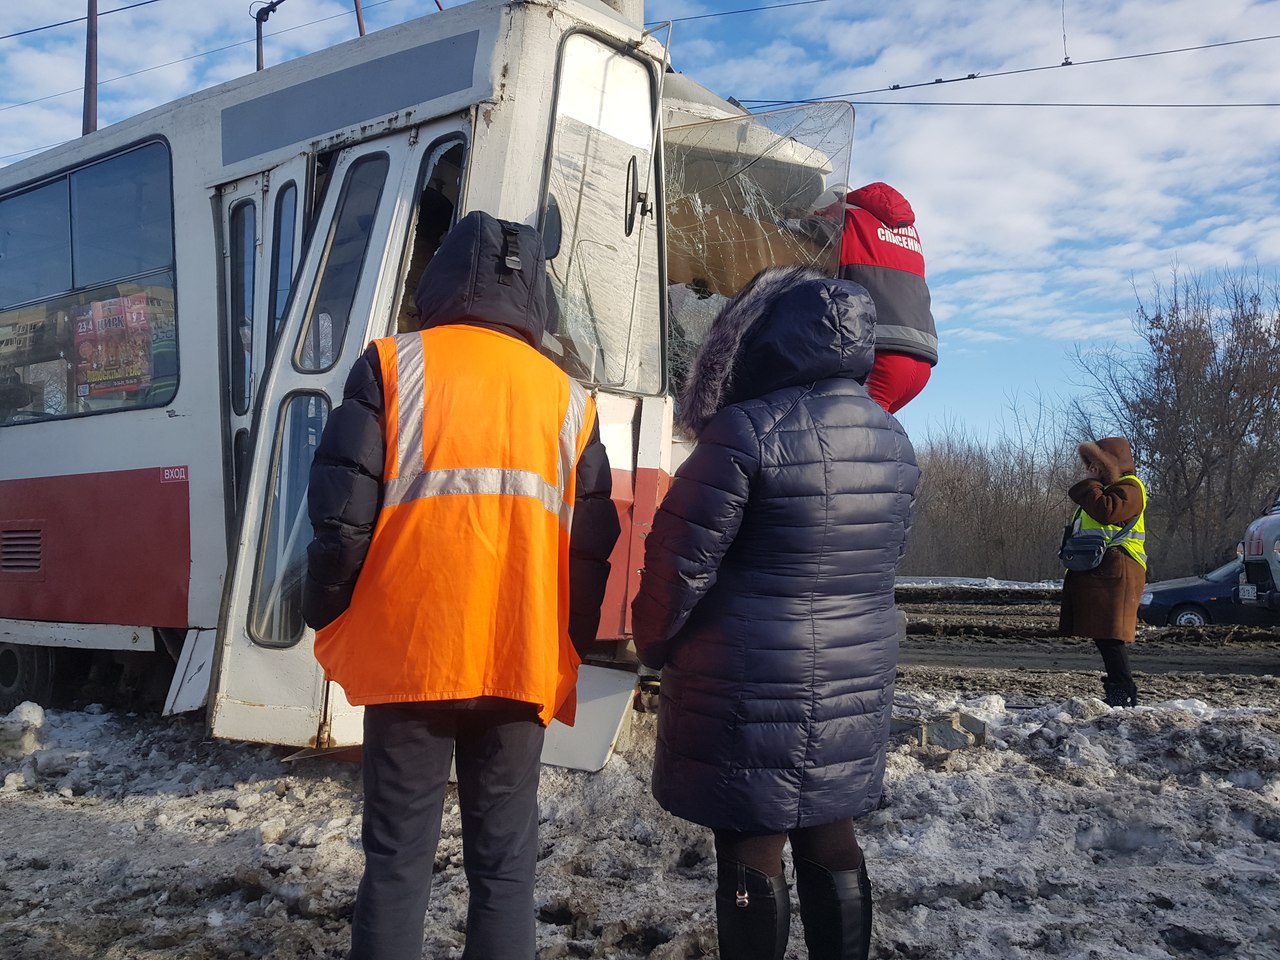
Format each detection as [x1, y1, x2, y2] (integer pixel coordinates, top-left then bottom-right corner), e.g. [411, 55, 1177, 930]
[3, 1, 1278, 160]
[0, 0, 402, 115]
[824, 100, 1280, 108]
[0, 0, 168, 42]
[645, 0, 834, 26]
[0, 139, 66, 163]
[0, 0, 404, 160]
[739, 33, 1280, 108]
[1, 35, 250, 114]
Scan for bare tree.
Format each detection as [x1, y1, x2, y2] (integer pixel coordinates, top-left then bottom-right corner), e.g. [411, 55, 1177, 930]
[1069, 265, 1280, 576]
[902, 396, 1076, 581]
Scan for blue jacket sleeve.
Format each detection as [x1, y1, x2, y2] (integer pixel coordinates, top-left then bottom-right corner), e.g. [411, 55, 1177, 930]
[302, 344, 385, 629]
[630, 407, 759, 669]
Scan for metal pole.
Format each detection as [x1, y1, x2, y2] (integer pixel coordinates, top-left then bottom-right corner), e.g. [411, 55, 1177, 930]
[83, 0, 98, 134]
[255, 0, 287, 72]
[353, 0, 366, 36]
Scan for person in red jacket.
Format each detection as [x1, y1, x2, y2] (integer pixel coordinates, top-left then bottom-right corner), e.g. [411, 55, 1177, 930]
[818, 182, 938, 414]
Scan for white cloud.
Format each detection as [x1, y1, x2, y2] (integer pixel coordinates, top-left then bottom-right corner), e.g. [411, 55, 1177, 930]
[946, 327, 1013, 343]
[0, 0, 385, 162]
[646, 0, 1280, 428]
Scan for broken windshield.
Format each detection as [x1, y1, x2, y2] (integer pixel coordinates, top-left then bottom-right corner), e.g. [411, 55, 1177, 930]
[663, 102, 855, 398]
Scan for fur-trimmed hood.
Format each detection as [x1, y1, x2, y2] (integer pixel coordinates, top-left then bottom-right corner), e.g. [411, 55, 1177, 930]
[677, 266, 877, 436]
[1078, 437, 1136, 484]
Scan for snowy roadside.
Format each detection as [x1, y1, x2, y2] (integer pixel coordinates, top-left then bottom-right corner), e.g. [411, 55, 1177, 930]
[2, 678, 1279, 960]
[896, 576, 1061, 591]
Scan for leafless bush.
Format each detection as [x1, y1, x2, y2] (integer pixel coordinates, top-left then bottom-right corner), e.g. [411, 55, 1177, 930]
[901, 397, 1076, 581]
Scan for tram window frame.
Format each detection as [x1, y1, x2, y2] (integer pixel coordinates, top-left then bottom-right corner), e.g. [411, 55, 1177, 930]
[228, 199, 257, 417]
[70, 142, 173, 289]
[295, 153, 390, 373]
[247, 389, 330, 648]
[0, 140, 178, 426]
[393, 136, 465, 335]
[0, 179, 71, 306]
[540, 32, 662, 395]
[267, 181, 298, 348]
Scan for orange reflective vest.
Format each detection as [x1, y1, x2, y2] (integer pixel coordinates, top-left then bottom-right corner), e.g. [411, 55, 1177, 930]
[314, 324, 597, 725]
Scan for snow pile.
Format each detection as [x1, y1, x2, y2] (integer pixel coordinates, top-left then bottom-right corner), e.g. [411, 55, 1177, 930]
[2, 693, 1279, 959]
[876, 691, 1280, 958]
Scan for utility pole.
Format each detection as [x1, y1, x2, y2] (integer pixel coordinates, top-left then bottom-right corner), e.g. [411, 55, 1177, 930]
[83, 0, 98, 134]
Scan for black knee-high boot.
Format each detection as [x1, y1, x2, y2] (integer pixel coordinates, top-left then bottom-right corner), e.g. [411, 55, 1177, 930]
[794, 855, 872, 960]
[1096, 639, 1139, 706]
[715, 860, 790, 960]
[1102, 679, 1139, 707]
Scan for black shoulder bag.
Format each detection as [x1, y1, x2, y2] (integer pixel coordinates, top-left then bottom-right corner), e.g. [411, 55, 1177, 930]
[1058, 510, 1138, 572]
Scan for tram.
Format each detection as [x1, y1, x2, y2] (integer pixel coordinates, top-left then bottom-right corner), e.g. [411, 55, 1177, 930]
[0, 0, 853, 764]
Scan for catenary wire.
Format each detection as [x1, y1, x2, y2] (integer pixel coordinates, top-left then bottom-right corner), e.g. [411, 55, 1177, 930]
[739, 33, 1280, 107]
[0, 0, 402, 115]
[5, 2, 1274, 114]
[0, 0, 405, 160]
[644, 0, 835, 26]
[0, 0, 168, 42]
[829, 100, 1280, 108]
[3, 4, 1278, 157]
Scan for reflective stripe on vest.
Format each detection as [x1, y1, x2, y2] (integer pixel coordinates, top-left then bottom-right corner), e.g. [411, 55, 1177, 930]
[873, 323, 939, 355]
[1075, 474, 1148, 570]
[313, 324, 596, 725]
[382, 329, 589, 531]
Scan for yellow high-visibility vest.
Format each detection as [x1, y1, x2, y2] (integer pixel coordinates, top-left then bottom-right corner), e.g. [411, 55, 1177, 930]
[1073, 474, 1147, 570]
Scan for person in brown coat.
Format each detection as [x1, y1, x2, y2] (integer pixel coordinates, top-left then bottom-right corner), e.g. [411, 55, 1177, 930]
[1058, 437, 1148, 706]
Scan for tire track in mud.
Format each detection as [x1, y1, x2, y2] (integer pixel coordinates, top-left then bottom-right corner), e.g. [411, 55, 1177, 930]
[897, 587, 1280, 680]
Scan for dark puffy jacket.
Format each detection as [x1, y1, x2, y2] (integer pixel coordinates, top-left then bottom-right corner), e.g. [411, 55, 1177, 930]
[631, 266, 918, 832]
[302, 211, 620, 653]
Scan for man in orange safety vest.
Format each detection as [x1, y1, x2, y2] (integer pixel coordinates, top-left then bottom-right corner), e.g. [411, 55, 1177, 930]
[303, 210, 619, 960]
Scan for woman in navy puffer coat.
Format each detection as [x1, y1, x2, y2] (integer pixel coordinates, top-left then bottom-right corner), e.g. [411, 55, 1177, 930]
[632, 266, 918, 960]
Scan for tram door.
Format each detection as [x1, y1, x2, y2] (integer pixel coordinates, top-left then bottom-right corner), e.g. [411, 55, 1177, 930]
[217, 157, 308, 510]
[211, 123, 468, 747]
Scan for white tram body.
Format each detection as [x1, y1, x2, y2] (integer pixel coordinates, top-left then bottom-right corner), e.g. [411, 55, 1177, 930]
[0, 0, 852, 759]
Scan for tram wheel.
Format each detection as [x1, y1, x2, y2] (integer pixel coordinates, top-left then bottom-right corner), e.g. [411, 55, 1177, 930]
[0, 642, 56, 714]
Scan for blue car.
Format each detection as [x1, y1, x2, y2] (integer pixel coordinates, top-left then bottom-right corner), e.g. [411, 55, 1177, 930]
[1139, 559, 1278, 627]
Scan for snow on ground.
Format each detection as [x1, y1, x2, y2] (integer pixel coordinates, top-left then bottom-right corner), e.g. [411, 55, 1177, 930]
[2, 688, 1279, 960]
[897, 576, 1061, 590]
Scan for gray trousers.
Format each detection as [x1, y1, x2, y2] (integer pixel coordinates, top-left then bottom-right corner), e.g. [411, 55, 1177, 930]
[348, 701, 546, 960]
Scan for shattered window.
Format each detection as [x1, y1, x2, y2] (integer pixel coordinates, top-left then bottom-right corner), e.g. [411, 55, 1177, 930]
[663, 102, 854, 397]
[543, 34, 660, 394]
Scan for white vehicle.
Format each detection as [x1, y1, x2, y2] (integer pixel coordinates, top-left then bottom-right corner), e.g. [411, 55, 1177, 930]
[1236, 507, 1280, 611]
[0, 0, 852, 765]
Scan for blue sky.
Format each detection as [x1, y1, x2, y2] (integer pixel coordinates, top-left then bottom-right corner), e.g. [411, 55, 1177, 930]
[4, 0, 1280, 441]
